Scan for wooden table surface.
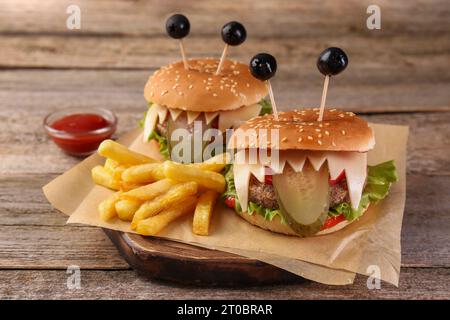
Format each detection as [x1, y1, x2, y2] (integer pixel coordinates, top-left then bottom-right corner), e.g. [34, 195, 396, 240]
[0, 0, 449, 299]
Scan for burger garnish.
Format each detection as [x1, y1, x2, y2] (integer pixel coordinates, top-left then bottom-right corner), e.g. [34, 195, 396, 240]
[223, 109, 398, 237]
[141, 59, 271, 161]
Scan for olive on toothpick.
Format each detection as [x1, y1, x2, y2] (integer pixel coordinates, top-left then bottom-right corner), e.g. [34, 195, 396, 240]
[166, 14, 191, 69]
[215, 21, 247, 75]
[250, 53, 279, 120]
[316, 47, 348, 121]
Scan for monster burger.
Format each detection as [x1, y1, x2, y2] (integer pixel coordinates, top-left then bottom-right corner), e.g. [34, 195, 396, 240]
[142, 58, 271, 161]
[224, 108, 398, 237]
[141, 17, 271, 162]
[223, 51, 397, 237]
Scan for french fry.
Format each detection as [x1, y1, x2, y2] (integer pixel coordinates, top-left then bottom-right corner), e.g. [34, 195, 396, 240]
[121, 163, 165, 183]
[115, 199, 141, 221]
[110, 165, 128, 180]
[98, 140, 156, 165]
[104, 158, 119, 174]
[131, 181, 198, 229]
[98, 192, 121, 221]
[121, 179, 175, 201]
[120, 181, 145, 192]
[190, 163, 225, 173]
[192, 190, 218, 236]
[136, 196, 197, 236]
[164, 161, 225, 193]
[203, 152, 230, 165]
[91, 165, 121, 190]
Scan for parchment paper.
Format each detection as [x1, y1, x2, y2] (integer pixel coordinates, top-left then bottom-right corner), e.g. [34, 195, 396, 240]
[43, 123, 408, 286]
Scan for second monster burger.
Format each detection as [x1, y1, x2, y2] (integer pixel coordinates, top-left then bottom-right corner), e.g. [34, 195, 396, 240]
[142, 59, 271, 162]
[224, 109, 398, 237]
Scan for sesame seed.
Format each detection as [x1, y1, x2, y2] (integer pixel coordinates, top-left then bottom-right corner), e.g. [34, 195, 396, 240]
[213, 93, 218, 97]
[332, 141, 336, 146]
[315, 128, 321, 132]
[281, 137, 287, 142]
[318, 134, 322, 138]
[299, 128, 304, 132]
[325, 130, 330, 135]
[187, 74, 191, 78]
[161, 90, 168, 96]
[188, 84, 193, 89]
[318, 140, 322, 145]
[246, 83, 250, 87]
[150, 92, 154, 97]
[339, 114, 345, 118]
[178, 92, 183, 96]
[307, 136, 313, 140]
[206, 87, 211, 91]
[341, 130, 346, 135]
[298, 137, 303, 142]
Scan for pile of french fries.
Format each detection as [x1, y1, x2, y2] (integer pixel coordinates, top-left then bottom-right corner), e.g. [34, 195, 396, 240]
[91, 140, 226, 236]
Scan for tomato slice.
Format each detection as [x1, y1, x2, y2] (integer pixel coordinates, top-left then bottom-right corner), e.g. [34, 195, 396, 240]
[329, 170, 346, 185]
[321, 214, 345, 230]
[224, 196, 236, 209]
[264, 175, 273, 185]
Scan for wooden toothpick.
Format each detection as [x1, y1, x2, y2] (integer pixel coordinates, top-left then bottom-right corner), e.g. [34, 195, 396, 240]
[179, 39, 189, 70]
[318, 75, 330, 121]
[215, 44, 229, 75]
[267, 81, 279, 121]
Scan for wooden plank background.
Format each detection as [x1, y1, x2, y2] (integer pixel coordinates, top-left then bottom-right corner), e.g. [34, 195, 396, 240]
[0, 0, 449, 299]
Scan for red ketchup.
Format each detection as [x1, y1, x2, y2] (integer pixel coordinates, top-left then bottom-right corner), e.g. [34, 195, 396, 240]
[45, 110, 117, 157]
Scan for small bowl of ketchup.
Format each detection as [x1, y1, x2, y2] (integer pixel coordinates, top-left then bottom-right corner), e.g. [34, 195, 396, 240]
[44, 107, 117, 157]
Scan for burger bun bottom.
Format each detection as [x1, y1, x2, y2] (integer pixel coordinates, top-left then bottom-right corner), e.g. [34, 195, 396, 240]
[236, 209, 366, 237]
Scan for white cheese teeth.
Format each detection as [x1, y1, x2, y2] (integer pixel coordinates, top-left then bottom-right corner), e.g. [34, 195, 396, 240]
[143, 103, 263, 140]
[233, 150, 367, 212]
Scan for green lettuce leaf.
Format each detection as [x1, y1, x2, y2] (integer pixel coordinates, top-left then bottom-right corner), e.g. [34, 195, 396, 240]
[329, 160, 398, 221]
[148, 130, 169, 159]
[222, 164, 284, 223]
[259, 99, 272, 115]
[248, 201, 285, 223]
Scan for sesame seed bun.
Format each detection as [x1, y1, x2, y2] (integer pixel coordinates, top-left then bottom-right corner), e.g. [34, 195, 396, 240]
[144, 58, 268, 112]
[228, 109, 375, 152]
[238, 209, 359, 237]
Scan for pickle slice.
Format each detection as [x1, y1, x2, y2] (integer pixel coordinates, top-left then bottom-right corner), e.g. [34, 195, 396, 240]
[272, 162, 330, 237]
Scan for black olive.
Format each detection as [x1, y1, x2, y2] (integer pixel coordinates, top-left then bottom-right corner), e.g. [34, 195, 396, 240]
[166, 14, 190, 39]
[250, 53, 277, 81]
[221, 21, 247, 46]
[316, 47, 348, 76]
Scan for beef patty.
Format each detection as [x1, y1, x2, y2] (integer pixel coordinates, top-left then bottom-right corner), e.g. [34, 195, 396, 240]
[248, 175, 349, 210]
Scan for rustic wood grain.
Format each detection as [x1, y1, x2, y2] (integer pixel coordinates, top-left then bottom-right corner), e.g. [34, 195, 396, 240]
[105, 229, 304, 286]
[1, 0, 449, 36]
[2, 70, 449, 117]
[0, 0, 448, 299]
[1, 35, 448, 113]
[0, 268, 448, 299]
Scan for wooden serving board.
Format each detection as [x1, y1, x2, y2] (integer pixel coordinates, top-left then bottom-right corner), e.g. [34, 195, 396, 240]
[103, 229, 304, 286]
